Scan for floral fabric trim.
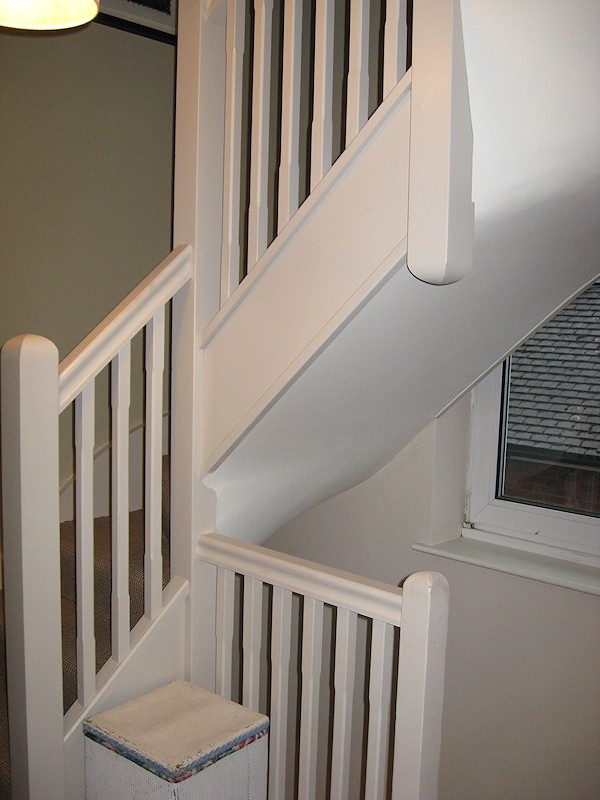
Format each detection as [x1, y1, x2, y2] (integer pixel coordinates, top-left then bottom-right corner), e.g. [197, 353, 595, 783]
[84, 720, 269, 784]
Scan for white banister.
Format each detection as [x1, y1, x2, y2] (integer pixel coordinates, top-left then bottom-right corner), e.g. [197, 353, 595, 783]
[346, 0, 370, 143]
[1, 335, 65, 800]
[407, 0, 474, 284]
[247, 0, 274, 267]
[59, 244, 193, 410]
[221, 0, 246, 300]
[329, 607, 357, 800]
[277, 0, 303, 230]
[392, 570, 449, 799]
[197, 533, 403, 623]
[384, 0, 408, 97]
[144, 306, 166, 620]
[111, 343, 131, 661]
[268, 585, 292, 800]
[215, 566, 236, 699]
[242, 576, 263, 711]
[364, 619, 394, 799]
[75, 381, 97, 707]
[198, 534, 448, 800]
[297, 596, 324, 800]
[310, 0, 335, 190]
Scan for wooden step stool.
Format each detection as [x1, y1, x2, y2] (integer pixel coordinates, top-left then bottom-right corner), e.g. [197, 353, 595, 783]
[84, 680, 269, 799]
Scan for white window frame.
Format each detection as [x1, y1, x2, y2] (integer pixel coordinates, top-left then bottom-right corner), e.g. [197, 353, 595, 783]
[465, 365, 600, 569]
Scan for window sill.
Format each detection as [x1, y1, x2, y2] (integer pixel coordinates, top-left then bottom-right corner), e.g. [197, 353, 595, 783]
[412, 536, 600, 595]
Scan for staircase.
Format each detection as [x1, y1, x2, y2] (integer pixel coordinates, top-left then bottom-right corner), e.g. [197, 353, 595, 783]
[1, 0, 599, 797]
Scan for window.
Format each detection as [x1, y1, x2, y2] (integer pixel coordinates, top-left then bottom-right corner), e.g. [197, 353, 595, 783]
[466, 282, 600, 569]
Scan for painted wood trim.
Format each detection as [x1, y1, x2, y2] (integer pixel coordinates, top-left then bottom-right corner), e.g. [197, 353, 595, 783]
[221, 0, 246, 300]
[278, 0, 303, 230]
[198, 533, 403, 625]
[310, 0, 335, 189]
[111, 344, 132, 661]
[75, 382, 97, 707]
[144, 308, 165, 620]
[329, 608, 358, 800]
[297, 596, 324, 799]
[268, 586, 293, 799]
[1, 335, 66, 800]
[247, 0, 274, 267]
[407, 0, 474, 284]
[392, 571, 449, 798]
[59, 244, 192, 411]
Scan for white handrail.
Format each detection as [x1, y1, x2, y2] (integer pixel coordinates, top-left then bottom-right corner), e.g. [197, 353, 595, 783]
[198, 532, 449, 800]
[59, 243, 193, 411]
[197, 532, 403, 625]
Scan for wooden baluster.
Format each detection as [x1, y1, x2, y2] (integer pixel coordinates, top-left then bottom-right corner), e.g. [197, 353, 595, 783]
[216, 567, 236, 699]
[346, 0, 370, 143]
[221, 0, 247, 300]
[242, 576, 263, 711]
[269, 586, 293, 799]
[383, 0, 408, 97]
[364, 619, 394, 799]
[311, 0, 335, 190]
[247, 0, 274, 268]
[144, 307, 165, 620]
[278, 0, 303, 230]
[330, 607, 358, 800]
[111, 344, 131, 661]
[297, 596, 324, 800]
[75, 381, 97, 706]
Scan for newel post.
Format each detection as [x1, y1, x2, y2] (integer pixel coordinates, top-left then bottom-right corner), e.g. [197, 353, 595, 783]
[1, 335, 65, 800]
[392, 570, 449, 799]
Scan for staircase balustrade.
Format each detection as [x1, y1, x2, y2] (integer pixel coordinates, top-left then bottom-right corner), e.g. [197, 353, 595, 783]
[198, 531, 449, 800]
[219, 0, 412, 299]
[0, 244, 194, 799]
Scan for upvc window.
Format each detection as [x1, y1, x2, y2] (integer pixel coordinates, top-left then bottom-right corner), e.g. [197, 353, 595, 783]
[465, 283, 600, 569]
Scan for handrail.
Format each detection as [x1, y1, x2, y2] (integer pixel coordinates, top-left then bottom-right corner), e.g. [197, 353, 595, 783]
[59, 244, 193, 412]
[198, 532, 403, 625]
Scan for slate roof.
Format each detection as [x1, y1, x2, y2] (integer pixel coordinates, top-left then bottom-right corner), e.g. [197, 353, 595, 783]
[506, 281, 600, 463]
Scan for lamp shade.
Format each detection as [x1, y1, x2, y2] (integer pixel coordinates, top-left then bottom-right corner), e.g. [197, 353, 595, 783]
[0, 0, 99, 30]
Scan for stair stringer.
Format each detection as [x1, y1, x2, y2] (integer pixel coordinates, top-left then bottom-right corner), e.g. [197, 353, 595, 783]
[199, 74, 412, 476]
[62, 578, 188, 799]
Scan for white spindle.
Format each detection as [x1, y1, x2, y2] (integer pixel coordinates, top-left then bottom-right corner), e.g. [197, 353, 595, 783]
[346, 0, 370, 143]
[144, 307, 165, 620]
[383, 0, 408, 97]
[247, 0, 274, 267]
[215, 567, 236, 699]
[392, 572, 449, 800]
[1, 335, 65, 799]
[75, 381, 96, 706]
[111, 344, 131, 661]
[330, 607, 358, 800]
[221, 0, 247, 300]
[269, 586, 293, 800]
[297, 596, 324, 800]
[364, 619, 394, 800]
[242, 576, 263, 711]
[278, 0, 303, 230]
[310, 0, 335, 190]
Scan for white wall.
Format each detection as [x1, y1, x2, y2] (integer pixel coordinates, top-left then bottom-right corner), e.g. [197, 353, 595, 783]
[266, 396, 600, 800]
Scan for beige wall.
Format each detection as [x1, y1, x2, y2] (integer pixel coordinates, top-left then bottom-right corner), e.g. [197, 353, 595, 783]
[0, 21, 175, 358]
[266, 397, 600, 800]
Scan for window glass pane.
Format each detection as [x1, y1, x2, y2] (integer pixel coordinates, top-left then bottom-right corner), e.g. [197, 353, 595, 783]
[498, 282, 600, 517]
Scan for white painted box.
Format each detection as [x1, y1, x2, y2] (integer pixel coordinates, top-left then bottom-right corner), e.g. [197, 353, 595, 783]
[84, 681, 269, 800]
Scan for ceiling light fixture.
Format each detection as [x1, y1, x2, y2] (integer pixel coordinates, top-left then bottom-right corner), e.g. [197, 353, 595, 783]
[0, 0, 99, 31]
